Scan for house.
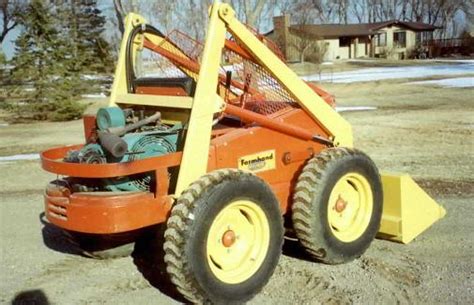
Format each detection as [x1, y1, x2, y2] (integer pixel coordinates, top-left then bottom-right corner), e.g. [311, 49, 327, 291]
[266, 16, 439, 61]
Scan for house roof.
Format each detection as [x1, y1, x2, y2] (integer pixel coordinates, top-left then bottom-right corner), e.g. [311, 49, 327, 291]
[267, 20, 439, 39]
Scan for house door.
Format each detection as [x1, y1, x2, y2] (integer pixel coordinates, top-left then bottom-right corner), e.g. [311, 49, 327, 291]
[339, 37, 351, 59]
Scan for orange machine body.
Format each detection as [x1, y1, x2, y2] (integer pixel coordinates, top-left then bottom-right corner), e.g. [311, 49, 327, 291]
[42, 25, 334, 235]
[42, 106, 328, 234]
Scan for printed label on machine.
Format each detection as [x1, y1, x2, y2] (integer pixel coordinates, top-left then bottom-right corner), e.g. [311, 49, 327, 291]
[238, 150, 276, 173]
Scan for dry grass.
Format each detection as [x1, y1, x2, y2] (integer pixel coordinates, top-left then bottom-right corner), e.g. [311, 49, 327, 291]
[321, 81, 474, 183]
[0, 98, 107, 156]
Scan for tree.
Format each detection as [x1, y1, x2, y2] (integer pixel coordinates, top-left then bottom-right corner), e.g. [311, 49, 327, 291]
[59, 0, 114, 73]
[0, 0, 25, 43]
[112, 0, 143, 35]
[9, 0, 85, 121]
[229, 0, 269, 29]
[288, 2, 328, 63]
[113, 0, 126, 35]
[0, 49, 5, 65]
[110, 0, 277, 41]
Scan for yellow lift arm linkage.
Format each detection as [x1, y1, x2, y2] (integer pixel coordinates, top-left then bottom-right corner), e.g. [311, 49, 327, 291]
[109, 2, 445, 244]
[176, 2, 354, 194]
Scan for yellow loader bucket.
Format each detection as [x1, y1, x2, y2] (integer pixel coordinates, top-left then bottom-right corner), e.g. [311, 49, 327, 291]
[378, 173, 446, 244]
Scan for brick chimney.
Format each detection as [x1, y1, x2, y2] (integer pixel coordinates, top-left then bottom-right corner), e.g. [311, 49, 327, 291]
[273, 15, 290, 59]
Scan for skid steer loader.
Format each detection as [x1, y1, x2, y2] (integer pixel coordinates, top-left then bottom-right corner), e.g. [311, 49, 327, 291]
[41, 2, 445, 303]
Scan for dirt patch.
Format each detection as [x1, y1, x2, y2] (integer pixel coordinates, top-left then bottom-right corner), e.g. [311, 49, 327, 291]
[360, 256, 422, 287]
[416, 178, 474, 197]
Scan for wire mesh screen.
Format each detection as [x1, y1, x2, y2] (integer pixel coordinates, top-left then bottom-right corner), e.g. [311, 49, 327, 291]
[222, 37, 297, 115]
[135, 45, 188, 79]
[166, 30, 204, 61]
[141, 28, 298, 116]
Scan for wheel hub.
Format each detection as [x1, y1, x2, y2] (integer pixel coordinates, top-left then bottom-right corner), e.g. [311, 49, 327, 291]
[334, 195, 347, 213]
[222, 230, 236, 247]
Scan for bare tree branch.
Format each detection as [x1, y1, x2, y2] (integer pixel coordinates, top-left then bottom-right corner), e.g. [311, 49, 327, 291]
[113, 0, 125, 35]
[0, 0, 24, 43]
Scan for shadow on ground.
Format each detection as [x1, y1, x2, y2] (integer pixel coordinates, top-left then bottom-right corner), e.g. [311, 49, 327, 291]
[39, 212, 82, 256]
[12, 289, 50, 305]
[282, 235, 318, 263]
[40, 212, 185, 302]
[132, 224, 187, 303]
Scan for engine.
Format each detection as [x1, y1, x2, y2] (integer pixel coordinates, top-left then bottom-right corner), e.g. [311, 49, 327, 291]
[65, 107, 182, 192]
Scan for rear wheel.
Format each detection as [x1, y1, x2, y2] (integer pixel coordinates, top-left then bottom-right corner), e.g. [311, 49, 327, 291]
[292, 148, 383, 264]
[164, 169, 284, 304]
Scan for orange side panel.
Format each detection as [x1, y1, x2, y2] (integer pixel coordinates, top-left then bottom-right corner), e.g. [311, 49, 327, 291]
[210, 108, 329, 212]
[45, 191, 172, 234]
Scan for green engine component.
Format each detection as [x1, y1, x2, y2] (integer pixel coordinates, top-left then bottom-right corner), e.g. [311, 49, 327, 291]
[68, 123, 181, 192]
[96, 107, 126, 131]
[65, 144, 106, 164]
[105, 127, 180, 192]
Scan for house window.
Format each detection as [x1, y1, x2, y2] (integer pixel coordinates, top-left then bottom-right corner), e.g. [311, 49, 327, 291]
[339, 37, 351, 47]
[394, 31, 406, 48]
[416, 32, 433, 45]
[376, 33, 386, 47]
[421, 31, 433, 44]
[416, 32, 422, 44]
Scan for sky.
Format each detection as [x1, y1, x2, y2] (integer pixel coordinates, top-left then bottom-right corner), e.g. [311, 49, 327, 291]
[1, 27, 19, 60]
[1, 1, 470, 60]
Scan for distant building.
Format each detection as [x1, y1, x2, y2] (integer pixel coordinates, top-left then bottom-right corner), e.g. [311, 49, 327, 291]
[266, 16, 440, 61]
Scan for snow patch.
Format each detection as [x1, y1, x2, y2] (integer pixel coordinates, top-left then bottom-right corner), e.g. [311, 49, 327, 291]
[82, 93, 107, 98]
[0, 153, 40, 162]
[336, 106, 377, 112]
[431, 59, 474, 64]
[347, 59, 376, 63]
[82, 74, 112, 81]
[303, 63, 474, 83]
[407, 77, 474, 88]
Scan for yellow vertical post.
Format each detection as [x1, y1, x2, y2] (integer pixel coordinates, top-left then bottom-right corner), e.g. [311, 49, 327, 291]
[109, 14, 146, 106]
[175, 3, 227, 195]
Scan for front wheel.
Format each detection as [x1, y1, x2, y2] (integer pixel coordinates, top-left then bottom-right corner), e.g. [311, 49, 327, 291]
[163, 169, 284, 304]
[292, 148, 383, 264]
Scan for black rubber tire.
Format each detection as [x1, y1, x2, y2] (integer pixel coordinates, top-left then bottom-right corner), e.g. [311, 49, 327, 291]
[65, 231, 135, 259]
[292, 147, 383, 264]
[163, 169, 284, 304]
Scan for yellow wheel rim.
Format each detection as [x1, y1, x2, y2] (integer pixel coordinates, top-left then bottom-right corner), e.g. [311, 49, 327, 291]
[327, 172, 373, 242]
[206, 200, 269, 284]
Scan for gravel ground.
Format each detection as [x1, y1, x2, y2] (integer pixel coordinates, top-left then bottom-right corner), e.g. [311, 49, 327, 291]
[1, 80, 473, 304]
